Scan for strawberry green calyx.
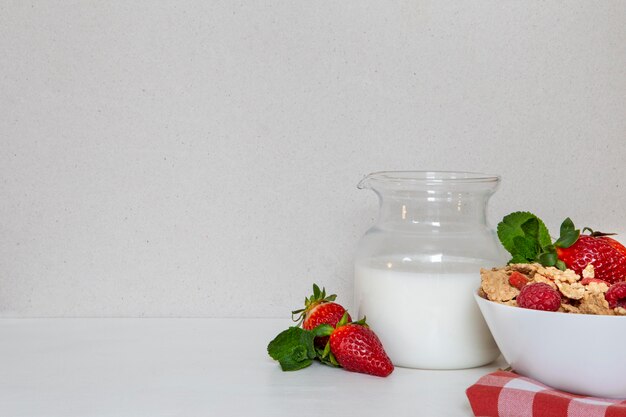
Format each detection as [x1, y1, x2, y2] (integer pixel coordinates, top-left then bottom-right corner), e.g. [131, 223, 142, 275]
[319, 340, 340, 367]
[336, 311, 350, 328]
[497, 212, 580, 271]
[316, 313, 349, 366]
[291, 283, 337, 324]
[336, 311, 370, 328]
[335, 312, 368, 328]
[319, 322, 340, 367]
[352, 316, 368, 327]
[543, 217, 581, 269]
[554, 218, 581, 249]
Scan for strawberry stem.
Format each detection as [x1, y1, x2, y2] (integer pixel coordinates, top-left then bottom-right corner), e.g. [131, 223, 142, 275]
[582, 227, 617, 237]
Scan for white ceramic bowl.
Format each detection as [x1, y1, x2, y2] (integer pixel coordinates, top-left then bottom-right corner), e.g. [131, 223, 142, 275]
[475, 292, 626, 398]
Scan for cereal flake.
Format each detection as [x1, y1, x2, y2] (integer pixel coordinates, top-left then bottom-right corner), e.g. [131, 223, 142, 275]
[582, 264, 595, 279]
[559, 304, 580, 314]
[506, 263, 539, 278]
[536, 265, 580, 283]
[614, 307, 626, 316]
[579, 292, 614, 316]
[531, 274, 557, 290]
[555, 281, 585, 300]
[480, 268, 519, 302]
[585, 281, 609, 294]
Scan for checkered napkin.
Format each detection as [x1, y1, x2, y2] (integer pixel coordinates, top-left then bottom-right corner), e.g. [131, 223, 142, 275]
[466, 370, 626, 417]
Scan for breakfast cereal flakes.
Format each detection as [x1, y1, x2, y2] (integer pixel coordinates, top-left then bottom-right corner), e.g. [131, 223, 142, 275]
[479, 263, 623, 316]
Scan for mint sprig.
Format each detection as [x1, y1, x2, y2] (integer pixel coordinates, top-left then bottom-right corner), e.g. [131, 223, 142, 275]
[497, 212, 580, 270]
[267, 324, 334, 371]
[267, 327, 317, 371]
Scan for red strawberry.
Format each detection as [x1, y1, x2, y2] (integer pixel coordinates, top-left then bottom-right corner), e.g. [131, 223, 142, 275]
[509, 271, 530, 290]
[325, 314, 393, 377]
[556, 232, 626, 284]
[516, 283, 561, 311]
[292, 284, 351, 347]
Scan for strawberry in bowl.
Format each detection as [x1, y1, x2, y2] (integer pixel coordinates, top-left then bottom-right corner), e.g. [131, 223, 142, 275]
[556, 229, 626, 284]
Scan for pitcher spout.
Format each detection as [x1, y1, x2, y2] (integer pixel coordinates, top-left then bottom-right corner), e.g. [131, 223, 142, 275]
[357, 175, 372, 190]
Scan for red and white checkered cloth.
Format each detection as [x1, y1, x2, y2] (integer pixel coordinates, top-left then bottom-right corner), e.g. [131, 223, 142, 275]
[466, 370, 626, 417]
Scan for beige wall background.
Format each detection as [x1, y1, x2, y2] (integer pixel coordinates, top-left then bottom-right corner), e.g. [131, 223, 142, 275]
[1, 1, 625, 317]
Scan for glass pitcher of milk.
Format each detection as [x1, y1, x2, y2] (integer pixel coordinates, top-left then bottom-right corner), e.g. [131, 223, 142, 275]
[354, 171, 507, 369]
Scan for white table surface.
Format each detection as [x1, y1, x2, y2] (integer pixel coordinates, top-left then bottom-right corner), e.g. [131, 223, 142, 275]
[0, 318, 506, 417]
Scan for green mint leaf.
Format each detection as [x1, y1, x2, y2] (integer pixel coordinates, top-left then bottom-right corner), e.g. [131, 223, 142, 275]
[538, 252, 557, 267]
[520, 217, 539, 239]
[497, 212, 551, 255]
[555, 259, 567, 271]
[267, 328, 297, 360]
[554, 230, 580, 248]
[302, 333, 316, 360]
[267, 327, 316, 364]
[278, 354, 313, 371]
[513, 236, 538, 260]
[509, 254, 529, 264]
[560, 218, 575, 235]
[290, 345, 308, 362]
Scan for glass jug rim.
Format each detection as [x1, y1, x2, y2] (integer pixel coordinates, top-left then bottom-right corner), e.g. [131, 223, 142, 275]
[358, 171, 500, 189]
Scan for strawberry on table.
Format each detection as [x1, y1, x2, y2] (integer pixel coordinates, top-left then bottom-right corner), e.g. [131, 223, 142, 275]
[268, 285, 393, 377]
[292, 284, 351, 347]
[267, 314, 394, 377]
[322, 313, 394, 377]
